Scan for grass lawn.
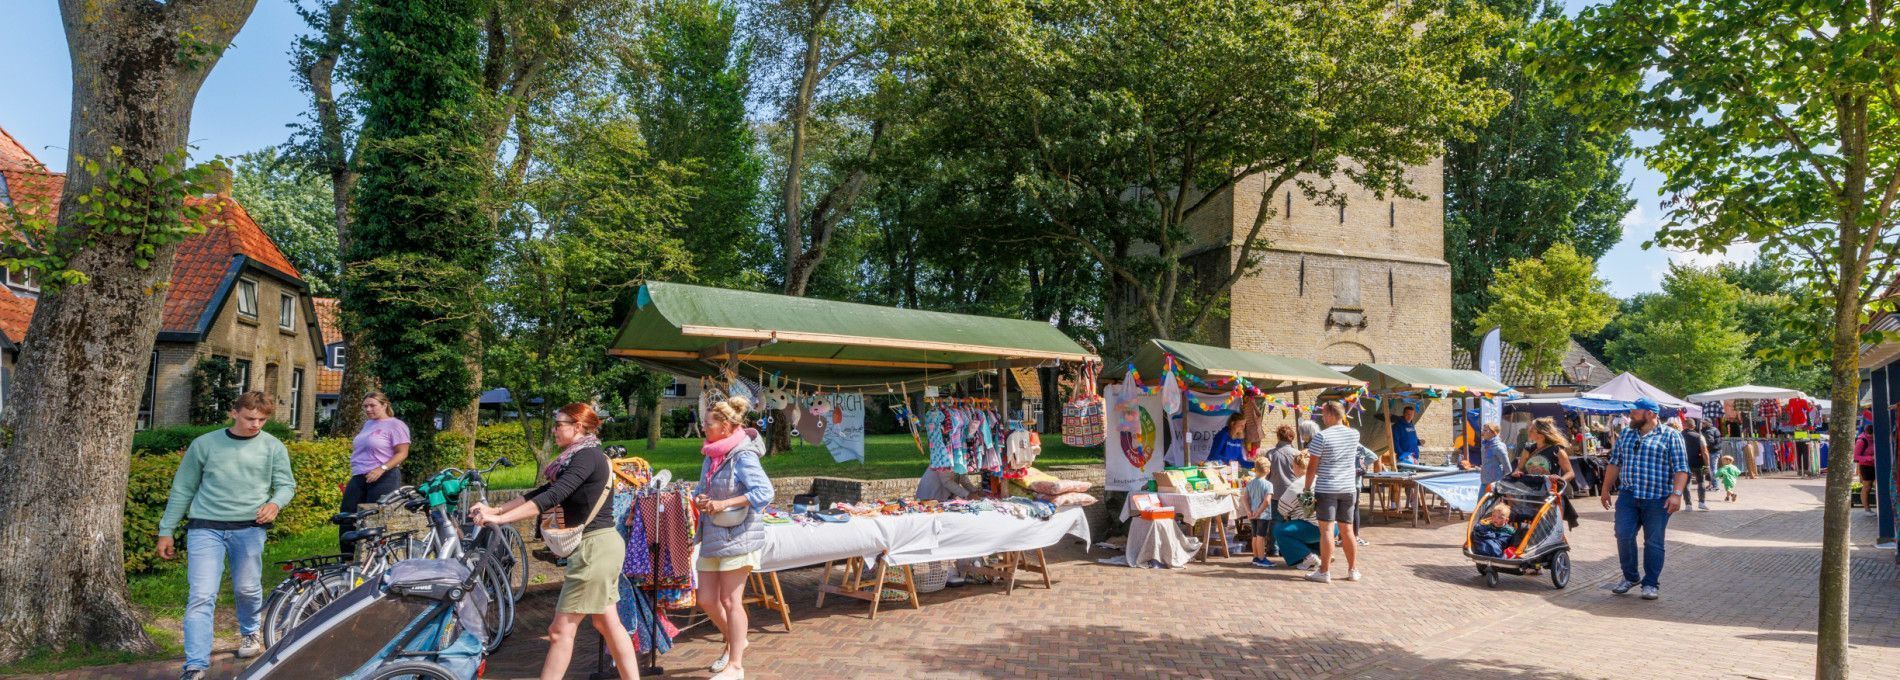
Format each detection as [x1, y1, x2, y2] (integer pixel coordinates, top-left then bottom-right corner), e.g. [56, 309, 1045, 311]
[0, 525, 342, 675]
[486, 434, 1105, 489]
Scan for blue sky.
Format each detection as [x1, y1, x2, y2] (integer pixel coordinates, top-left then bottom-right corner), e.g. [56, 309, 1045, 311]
[0, 1, 1736, 298]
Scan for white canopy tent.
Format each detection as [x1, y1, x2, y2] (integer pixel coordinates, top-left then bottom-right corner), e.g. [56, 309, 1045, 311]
[1685, 384, 1809, 402]
[1584, 372, 1701, 418]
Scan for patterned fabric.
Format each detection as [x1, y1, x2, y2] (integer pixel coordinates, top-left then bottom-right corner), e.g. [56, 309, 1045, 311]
[1755, 399, 1779, 420]
[1308, 425, 1362, 494]
[1700, 401, 1725, 420]
[1610, 426, 1689, 500]
[924, 408, 951, 469]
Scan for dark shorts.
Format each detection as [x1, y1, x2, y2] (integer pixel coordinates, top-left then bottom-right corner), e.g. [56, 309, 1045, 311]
[1314, 492, 1355, 522]
[1252, 518, 1273, 537]
[1861, 465, 1878, 483]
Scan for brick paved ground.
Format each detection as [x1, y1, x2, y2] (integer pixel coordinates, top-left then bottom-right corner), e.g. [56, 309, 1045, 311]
[15, 475, 1898, 679]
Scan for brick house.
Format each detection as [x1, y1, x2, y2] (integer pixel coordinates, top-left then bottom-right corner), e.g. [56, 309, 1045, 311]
[1, 126, 322, 436]
[1181, 161, 1458, 455]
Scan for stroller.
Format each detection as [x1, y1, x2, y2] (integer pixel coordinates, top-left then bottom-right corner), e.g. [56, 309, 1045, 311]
[237, 550, 499, 680]
[1462, 475, 1572, 589]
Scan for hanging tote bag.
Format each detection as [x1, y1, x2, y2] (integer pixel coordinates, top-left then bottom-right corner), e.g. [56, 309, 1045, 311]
[541, 472, 612, 558]
[1062, 363, 1107, 447]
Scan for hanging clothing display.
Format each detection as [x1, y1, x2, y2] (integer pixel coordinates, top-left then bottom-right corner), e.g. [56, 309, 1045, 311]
[621, 483, 699, 611]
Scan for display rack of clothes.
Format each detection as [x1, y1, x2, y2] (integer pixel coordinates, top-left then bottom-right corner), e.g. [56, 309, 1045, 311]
[922, 399, 1022, 476]
[610, 476, 699, 671]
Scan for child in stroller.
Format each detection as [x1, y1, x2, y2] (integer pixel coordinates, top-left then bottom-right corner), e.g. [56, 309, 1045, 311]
[1471, 503, 1516, 558]
[1464, 476, 1572, 589]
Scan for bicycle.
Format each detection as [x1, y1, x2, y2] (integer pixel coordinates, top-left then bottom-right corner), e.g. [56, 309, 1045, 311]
[391, 460, 519, 652]
[261, 508, 414, 645]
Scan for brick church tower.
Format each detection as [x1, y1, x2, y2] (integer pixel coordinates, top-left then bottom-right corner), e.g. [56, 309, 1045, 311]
[1182, 160, 1455, 458]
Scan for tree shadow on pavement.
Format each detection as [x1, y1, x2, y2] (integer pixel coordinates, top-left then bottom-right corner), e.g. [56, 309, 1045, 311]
[908, 624, 1593, 680]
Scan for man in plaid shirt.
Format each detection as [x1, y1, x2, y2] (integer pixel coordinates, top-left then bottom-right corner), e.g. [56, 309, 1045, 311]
[1600, 397, 1689, 600]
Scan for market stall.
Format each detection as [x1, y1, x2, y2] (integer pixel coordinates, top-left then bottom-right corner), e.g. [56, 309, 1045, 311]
[1102, 339, 1363, 560]
[1685, 384, 1823, 477]
[605, 282, 1101, 656]
[1584, 372, 1702, 419]
[1344, 363, 1515, 526]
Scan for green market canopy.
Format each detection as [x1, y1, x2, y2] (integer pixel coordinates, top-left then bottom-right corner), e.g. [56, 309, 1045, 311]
[1128, 339, 1364, 394]
[1345, 363, 1514, 398]
[607, 282, 1097, 388]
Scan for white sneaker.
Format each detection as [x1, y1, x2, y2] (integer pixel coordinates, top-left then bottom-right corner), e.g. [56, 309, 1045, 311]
[1303, 570, 1331, 584]
[236, 632, 264, 659]
[1698, 503, 1710, 511]
[1298, 555, 1321, 571]
[1345, 569, 1363, 582]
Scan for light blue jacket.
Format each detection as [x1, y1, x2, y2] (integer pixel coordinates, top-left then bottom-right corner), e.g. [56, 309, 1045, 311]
[697, 429, 774, 558]
[1480, 436, 1513, 490]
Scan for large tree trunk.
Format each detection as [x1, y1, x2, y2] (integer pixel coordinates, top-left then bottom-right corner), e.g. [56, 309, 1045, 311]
[299, 0, 371, 438]
[0, 0, 258, 663]
[647, 399, 662, 451]
[444, 328, 482, 467]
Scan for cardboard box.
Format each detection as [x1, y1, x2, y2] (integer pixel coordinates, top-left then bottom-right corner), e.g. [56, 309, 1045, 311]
[1131, 493, 1163, 513]
[1155, 470, 1190, 492]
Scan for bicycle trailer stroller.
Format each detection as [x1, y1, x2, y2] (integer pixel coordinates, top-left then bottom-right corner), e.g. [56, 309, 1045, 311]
[1462, 475, 1572, 589]
[238, 552, 497, 680]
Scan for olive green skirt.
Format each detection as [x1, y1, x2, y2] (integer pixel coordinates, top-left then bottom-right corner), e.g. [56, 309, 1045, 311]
[556, 529, 625, 614]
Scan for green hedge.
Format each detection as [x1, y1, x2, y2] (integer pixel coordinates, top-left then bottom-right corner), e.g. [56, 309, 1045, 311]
[132, 421, 296, 457]
[123, 438, 352, 573]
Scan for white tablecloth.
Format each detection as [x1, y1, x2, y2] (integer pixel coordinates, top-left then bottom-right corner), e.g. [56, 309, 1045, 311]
[1106, 517, 1196, 569]
[1119, 491, 1237, 522]
[757, 507, 1091, 573]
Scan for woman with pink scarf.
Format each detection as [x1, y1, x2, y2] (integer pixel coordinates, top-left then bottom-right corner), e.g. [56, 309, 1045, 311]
[696, 395, 772, 680]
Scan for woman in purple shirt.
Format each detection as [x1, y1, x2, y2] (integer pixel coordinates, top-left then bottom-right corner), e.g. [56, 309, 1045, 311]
[337, 392, 411, 553]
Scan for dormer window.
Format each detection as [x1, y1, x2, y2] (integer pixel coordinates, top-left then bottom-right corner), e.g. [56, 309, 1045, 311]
[279, 293, 296, 330]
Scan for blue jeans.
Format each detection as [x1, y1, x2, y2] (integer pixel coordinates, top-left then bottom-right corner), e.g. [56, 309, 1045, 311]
[1613, 492, 1670, 588]
[184, 526, 266, 671]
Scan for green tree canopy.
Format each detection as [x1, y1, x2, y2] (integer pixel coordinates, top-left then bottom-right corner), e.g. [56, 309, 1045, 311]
[1543, 4, 1899, 669]
[1473, 242, 1617, 388]
[1607, 264, 1754, 397]
[878, 0, 1510, 356]
[1445, 0, 1632, 344]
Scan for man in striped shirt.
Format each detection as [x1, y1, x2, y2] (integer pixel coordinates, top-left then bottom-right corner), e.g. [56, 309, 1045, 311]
[1301, 401, 1363, 583]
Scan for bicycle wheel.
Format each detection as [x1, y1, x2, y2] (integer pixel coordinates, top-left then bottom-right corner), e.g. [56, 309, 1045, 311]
[259, 580, 306, 647]
[283, 570, 352, 633]
[364, 659, 458, 680]
[498, 524, 529, 601]
[478, 557, 514, 652]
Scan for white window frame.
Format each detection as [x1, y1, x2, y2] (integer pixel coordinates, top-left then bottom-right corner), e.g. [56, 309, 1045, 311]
[663, 381, 687, 398]
[332, 344, 348, 369]
[2, 266, 36, 293]
[290, 368, 305, 428]
[279, 293, 296, 330]
[236, 278, 259, 318]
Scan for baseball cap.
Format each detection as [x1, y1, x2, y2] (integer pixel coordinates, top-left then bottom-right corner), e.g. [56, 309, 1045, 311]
[1631, 397, 1660, 413]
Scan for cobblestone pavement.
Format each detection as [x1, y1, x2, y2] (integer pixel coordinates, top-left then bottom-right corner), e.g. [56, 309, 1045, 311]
[16, 475, 1899, 679]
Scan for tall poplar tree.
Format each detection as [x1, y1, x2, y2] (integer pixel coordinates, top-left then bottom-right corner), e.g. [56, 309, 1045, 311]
[347, 0, 494, 475]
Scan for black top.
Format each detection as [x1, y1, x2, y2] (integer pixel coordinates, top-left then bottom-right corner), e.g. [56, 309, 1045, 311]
[1522, 445, 1564, 475]
[526, 446, 614, 532]
[1683, 430, 1707, 468]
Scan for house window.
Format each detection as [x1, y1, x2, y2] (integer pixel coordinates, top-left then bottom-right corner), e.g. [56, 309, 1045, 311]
[663, 381, 687, 398]
[2, 266, 36, 292]
[279, 293, 296, 330]
[290, 369, 305, 428]
[234, 359, 252, 394]
[331, 344, 347, 369]
[138, 351, 158, 430]
[236, 278, 258, 317]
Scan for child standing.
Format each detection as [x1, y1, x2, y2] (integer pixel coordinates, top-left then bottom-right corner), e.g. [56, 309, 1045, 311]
[1717, 454, 1743, 502]
[1245, 458, 1275, 568]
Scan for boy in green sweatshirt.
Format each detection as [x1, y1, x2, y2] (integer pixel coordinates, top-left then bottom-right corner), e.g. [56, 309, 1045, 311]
[155, 392, 296, 680]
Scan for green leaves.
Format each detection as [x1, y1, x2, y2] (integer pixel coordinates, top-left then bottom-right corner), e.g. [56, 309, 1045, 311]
[1606, 264, 1754, 396]
[0, 147, 221, 291]
[1474, 243, 1618, 388]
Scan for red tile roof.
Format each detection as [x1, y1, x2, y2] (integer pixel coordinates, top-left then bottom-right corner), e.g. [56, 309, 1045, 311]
[1, 125, 307, 344]
[312, 297, 342, 346]
[0, 285, 34, 347]
[160, 196, 305, 334]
